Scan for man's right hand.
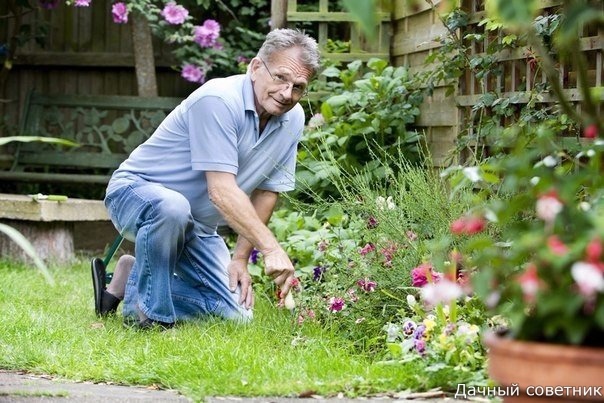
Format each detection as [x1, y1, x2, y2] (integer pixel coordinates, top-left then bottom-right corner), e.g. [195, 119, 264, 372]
[262, 247, 295, 295]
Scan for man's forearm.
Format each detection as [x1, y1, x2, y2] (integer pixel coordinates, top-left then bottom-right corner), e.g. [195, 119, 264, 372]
[207, 173, 280, 255]
[231, 189, 278, 260]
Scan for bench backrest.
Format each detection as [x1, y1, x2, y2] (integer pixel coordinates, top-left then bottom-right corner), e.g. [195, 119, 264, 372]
[12, 91, 182, 182]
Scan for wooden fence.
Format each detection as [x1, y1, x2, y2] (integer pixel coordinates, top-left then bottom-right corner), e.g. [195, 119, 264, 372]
[392, 0, 604, 165]
[0, 0, 194, 131]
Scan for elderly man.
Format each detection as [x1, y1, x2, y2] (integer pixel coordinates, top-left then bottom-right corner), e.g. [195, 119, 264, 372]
[93, 28, 320, 329]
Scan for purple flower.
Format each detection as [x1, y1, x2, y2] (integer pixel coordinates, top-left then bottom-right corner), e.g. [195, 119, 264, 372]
[38, 0, 60, 9]
[357, 278, 377, 292]
[181, 63, 205, 83]
[313, 265, 326, 281]
[161, 2, 189, 25]
[111, 2, 128, 24]
[367, 215, 379, 229]
[359, 243, 375, 256]
[236, 55, 250, 64]
[328, 296, 346, 312]
[402, 320, 417, 336]
[413, 324, 426, 340]
[193, 19, 221, 48]
[414, 339, 426, 354]
[74, 0, 91, 6]
[411, 263, 442, 287]
[249, 249, 259, 264]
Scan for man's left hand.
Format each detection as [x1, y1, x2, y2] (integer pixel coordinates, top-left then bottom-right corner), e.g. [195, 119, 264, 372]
[227, 258, 254, 309]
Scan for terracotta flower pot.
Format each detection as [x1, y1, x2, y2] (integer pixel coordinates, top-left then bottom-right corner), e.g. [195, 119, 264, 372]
[484, 332, 604, 402]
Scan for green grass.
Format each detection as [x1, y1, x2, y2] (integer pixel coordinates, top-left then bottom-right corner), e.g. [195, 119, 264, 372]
[0, 258, 464, 402]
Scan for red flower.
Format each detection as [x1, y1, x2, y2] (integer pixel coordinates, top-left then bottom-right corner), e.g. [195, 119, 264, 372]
[547, 235, 569, 256]
[450, 215, 486, 235]
[583, 124, 598, 139]
[585, 237, 603, 262]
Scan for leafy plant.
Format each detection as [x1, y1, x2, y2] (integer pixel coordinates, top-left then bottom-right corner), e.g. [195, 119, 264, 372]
[297, 58, 425, 199]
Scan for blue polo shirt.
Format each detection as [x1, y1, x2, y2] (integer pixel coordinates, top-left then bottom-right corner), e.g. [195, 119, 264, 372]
[109, 73, 304, 233]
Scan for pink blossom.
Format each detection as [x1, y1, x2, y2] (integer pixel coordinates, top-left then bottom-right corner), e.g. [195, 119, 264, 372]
[111, 2, 128, 24]
[450, 215, 486, 235]
[547, 235, 569, 256]
[328, 296, 345, 312]
[317, 239, 329, 252]
[357, 278, 377, 292]
[308, 113, 325, 129]
[193, 19, 221, 48]
[571, 262, 604, 298]
[406, 230, 418, 241]
[517, 263, 540, 302]
[359, 243, 375, 256]
[419, 279, 463, 306]
[583, 124, 598, 139]
[74, 0, 91, 6]
[366, 215, 379, 229]
[536, 191, 563, 223]
[347, 288, 359, 302]
[161, 2, 189, 25]
[411, 263, 442, 287]
[585, 237, 603, 263]
[181, 64, 205, 83]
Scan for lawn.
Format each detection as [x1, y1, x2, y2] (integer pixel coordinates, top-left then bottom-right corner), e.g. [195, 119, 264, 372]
[0, 258, 470, 402]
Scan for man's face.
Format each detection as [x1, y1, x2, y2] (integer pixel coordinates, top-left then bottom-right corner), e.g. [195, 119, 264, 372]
[250, 47, 313, 118]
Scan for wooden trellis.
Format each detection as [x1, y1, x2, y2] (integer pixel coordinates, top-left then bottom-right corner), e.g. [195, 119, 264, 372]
[284, 0, 392, 63]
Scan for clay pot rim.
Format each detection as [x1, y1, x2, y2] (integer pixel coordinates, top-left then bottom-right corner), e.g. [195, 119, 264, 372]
[484, 331, 604, 364]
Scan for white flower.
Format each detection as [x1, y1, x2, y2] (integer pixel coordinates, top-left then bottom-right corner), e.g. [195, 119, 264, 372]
[382, 323, 401, 342]
[420, 279, 463, 307]
[542, 155, 558, 167]
[307, 113, 325, 129]
[530, 176, 540, 186]
[376, 196, 396, 210]
[406, 294, 417, 308]
[571, 262, 604, 298]
[462, 166, 481, 182]
[579, 202, 591, 211]
[535, 194, 563, 223]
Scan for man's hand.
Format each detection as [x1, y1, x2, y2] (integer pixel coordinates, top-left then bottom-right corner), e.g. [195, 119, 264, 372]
[227, 258, 254, 309]
[263, 247, 295, 295]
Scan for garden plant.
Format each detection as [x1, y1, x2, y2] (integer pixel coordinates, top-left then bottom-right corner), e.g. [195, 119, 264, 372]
[1, 0, 603, 400]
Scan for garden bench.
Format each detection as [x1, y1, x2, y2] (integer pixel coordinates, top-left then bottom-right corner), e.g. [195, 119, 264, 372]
[0, 90, 182, 184]
[0, 91, 182, 262]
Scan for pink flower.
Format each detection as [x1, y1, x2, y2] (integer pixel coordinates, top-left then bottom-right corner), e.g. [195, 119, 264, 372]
[406, 230, 418, 241]
[74, 0, 91, 6]
[571, 262, 604, 298]
[328, 296, 345, 312]
[357, 278, 377, 292]
[317, 239, 329, 252]
[181, 64, 205, 83]
[547, 235, 569, 256]
[411, 263, 442, 287]
[193, 19, 221, 48]
[308, 113, 325, 129]
[366, 215, 379, 229]
[111, 2, 128, 24]
[380, 242, 397, 266]
[536, 191, 563, 223]
[517, 263, 540, 302]
[450, 215, 486, 235]
[359, 243, 375, 256]
[583, 124, 598, 139]
[585, 237, 603, 263]
[161, 2, 189, 25]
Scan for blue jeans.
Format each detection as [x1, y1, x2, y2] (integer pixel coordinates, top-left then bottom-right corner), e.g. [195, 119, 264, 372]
[104, 175, 253, 324]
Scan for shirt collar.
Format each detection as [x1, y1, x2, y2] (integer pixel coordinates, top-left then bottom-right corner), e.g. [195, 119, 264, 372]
[243, 73, 290, 124]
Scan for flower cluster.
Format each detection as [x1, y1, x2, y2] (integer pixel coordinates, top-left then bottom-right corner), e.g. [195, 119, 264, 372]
[382, 294, 486, 372]
[40, 0, 244, 84]
[433, 125, 604, 347]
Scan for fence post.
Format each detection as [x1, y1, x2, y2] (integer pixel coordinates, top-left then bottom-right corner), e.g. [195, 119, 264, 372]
[271, 0, 287, 29]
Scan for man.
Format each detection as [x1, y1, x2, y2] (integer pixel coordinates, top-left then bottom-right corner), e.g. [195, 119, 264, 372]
[93, 28, 320, 329]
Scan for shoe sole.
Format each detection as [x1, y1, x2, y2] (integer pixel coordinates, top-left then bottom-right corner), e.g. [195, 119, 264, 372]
[91, 258, 106, 317]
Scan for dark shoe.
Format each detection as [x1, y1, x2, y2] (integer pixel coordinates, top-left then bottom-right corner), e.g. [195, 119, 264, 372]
[123, 317, 174, 331]
[91, 258, 120, 316]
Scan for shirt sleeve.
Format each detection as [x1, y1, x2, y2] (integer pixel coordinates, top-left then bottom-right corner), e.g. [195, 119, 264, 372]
[187, 95, 239, 174]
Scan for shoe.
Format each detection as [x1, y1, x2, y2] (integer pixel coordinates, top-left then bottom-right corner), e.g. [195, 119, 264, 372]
[123, 317, 175, 330]
[91, 258, 120, 316]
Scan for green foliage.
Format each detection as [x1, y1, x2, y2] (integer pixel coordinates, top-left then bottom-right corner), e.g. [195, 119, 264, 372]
[297, 58, 425, 199]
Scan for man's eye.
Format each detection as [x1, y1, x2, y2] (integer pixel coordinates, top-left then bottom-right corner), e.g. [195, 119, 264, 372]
[275, 74, 288, 83]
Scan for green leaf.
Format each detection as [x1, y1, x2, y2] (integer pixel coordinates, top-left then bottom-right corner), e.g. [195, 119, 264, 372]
[342, 0, 377, 41]
[487, 0, 537, 27]
[0, 223, 54, 285]
[0, 136, 78, 147]
[112, 117, 131, 134]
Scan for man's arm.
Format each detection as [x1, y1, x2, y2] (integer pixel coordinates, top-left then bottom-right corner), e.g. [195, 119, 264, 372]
[206, 171, 295, 294]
